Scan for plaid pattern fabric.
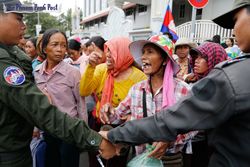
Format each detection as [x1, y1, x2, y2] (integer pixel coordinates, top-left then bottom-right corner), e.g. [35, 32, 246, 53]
[190, 42, 228, 79]
[111, 78, 197, 154]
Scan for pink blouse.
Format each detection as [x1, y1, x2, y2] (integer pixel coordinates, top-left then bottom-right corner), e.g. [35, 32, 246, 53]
[34, 60, 87, 122]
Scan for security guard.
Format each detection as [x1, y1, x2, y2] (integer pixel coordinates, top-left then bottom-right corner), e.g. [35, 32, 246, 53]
[0, 1, 115, 167]
[100, 0, 250, 166]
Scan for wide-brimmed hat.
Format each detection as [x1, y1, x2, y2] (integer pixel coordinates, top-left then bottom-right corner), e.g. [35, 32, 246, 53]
[0, 0, 34, 13]
[174, 38, 197, 52]
[129, 35, 179, 74]
[213, 0, 250, 29]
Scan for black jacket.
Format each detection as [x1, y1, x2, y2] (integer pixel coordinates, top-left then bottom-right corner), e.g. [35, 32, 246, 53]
[108, 55, 250, 167]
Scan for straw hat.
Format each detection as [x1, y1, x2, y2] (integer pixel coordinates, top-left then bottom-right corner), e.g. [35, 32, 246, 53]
[175, 38, 197, 50]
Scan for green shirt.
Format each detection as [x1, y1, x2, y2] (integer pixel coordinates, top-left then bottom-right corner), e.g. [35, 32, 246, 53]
[0, 44, 102, 166]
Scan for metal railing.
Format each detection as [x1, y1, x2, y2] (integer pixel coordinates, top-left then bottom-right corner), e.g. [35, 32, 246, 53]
[176, 20, 233, 43]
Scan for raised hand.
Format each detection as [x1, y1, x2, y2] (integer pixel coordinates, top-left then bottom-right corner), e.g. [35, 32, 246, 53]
[88, 43, 104, 67]
[100, 103, 115, 124]
[148, 141, 170, 159]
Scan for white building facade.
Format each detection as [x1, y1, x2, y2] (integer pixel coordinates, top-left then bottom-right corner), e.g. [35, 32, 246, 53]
[78, 0, 234, 42]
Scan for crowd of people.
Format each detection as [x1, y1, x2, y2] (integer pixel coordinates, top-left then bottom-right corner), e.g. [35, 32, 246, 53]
[1, 0, 250, 167]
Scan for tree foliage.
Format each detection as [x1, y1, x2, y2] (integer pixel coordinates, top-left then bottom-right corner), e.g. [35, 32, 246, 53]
[23, 1, 72, 37]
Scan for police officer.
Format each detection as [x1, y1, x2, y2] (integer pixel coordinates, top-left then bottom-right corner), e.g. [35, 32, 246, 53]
[100, 0, 250, 166]
[0, 1, 115, 166]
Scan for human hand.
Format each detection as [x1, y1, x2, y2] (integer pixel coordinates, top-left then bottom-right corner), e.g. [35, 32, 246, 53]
[184, 73, 197, 83]
[89, 43, 103, 67]
[120, 114, 131, 122]
[148, 141, 170, 159]
[99, 138, 116, 159]
[100, 103, 115, 124]
[99, 130, 109, 140]
[99, 130, 125, 156]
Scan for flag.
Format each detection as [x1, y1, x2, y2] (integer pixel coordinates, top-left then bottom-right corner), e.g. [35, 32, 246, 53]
[160, 4, 178, 43]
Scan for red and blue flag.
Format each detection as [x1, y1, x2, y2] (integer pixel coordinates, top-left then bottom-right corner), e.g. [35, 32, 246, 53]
[160, 4, 178, 43]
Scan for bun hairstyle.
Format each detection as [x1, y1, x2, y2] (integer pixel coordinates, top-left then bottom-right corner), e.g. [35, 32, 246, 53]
[68, 39, 81, 51]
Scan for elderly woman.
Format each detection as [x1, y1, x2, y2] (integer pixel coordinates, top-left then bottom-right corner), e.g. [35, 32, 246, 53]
[100, 35, 197, 167]
[34, 29, 87, 167]
[80, 37, 146, 122]
[79, 36, 146, 167]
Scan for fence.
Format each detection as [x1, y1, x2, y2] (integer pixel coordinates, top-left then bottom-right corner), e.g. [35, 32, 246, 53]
[176, 20, 233, 43]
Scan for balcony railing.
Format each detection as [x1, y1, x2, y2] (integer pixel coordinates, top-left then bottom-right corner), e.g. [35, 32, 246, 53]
[176, 20, 233, 43]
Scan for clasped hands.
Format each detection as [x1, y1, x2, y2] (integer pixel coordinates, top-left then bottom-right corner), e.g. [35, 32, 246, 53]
[98, 128, 170, 160]
[98, 103, 170, 159]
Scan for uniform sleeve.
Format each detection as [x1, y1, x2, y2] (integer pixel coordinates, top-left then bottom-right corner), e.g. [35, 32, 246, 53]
[0, 59, 102, 151]
[107, 69, 236, 145]
[79, 64, 105, 96]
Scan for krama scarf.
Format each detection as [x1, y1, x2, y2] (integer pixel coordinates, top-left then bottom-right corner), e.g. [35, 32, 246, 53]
[190, 42, 228, 80]
[100, 37, 134, 110]
[162, 60, 176, 108]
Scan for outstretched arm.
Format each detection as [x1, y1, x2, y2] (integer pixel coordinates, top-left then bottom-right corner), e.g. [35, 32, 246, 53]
[102, 69, 235, 145]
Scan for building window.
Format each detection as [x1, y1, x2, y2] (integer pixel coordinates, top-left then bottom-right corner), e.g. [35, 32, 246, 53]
[89, 20, 94, 27]
[138, 5, 147, 13]
[179, 4, 185, 18]
[124, 7, 135, 16]
[196, 8, 202, 20]
[85, 22, 90, 28]
[100, 16, 107, 24]
[94, 19, 99, 25]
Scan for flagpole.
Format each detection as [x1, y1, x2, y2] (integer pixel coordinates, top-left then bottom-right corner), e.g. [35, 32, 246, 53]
[168, 0, 173, 10]
[190, 6, 197, 42]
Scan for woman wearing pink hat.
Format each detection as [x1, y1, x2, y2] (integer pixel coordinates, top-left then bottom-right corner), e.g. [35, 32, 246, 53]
[100, 35, 197, 167]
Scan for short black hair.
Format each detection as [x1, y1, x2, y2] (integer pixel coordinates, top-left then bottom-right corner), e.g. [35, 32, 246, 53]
[27, 37, 37, 49]
[228, 38, 234, 46]
[68, 39, 81, 51]
[212, 35, 221, 44]
[39, 30, 45, 34]
[86, 36, 106, 51]
[41, 29, 68, 57]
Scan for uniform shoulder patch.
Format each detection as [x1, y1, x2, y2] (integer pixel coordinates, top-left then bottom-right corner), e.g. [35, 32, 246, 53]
[3, 66, 25, 85]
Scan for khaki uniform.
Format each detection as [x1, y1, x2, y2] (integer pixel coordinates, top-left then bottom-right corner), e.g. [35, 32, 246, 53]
[0, 44, 102, 167]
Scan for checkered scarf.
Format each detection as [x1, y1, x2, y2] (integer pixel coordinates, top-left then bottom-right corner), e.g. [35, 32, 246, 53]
[190, 42, 228, 79]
